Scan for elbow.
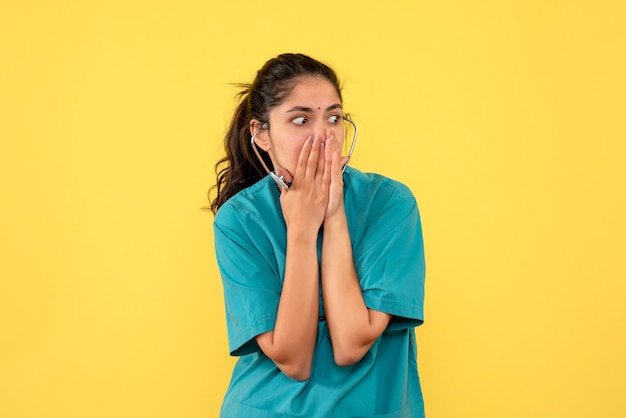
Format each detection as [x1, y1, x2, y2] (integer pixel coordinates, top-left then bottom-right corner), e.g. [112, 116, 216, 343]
[272, 352, 312, 381]
[332, 334, 379, 366]
[279, 362, 312, 381]
[257, 333, 313, 381]
[333, 346, 368, 367]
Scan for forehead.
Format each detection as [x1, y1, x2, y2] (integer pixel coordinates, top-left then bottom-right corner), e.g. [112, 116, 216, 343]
[280, 76, 341, 106]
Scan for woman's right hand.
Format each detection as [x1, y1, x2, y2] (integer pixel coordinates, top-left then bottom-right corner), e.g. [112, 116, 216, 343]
[277, 136, 330, 237]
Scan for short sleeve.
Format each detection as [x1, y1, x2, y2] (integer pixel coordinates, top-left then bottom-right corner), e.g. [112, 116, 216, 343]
[214, 216, 282, 356]
[354, 185, 426, 332]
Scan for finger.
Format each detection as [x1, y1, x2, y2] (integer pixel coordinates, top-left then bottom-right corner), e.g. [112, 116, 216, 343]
[324, 135, 333, 164]
[295, 136, 313, 181]
[316, 138, 326, 180]
[332, 149, 341, 176]
[326, 136, 337, 180]
[330, 146, 343, 180]
[321, 137, 333, 192]
[305, 135, 322, 180]
[327, 136, 342, 172]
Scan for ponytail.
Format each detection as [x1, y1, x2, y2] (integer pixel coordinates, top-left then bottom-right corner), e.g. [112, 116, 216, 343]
[209, 86, 269, 214]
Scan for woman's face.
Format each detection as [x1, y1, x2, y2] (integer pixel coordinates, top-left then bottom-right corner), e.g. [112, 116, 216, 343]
[252, 76, 345, 178]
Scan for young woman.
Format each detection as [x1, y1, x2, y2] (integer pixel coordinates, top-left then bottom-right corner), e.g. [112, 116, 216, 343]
[210, 53, 426, 417]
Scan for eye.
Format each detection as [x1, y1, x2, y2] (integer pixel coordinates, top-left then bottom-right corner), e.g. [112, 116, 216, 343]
[292, 116, 307, 125]
[328, 115, 342, 124]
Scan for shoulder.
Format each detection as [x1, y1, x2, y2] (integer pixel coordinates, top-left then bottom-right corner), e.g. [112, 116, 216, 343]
[214, 176, 281, 230]
[344, 166, 417, 215]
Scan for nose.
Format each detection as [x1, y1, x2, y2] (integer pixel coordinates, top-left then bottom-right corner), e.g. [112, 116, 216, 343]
[312, 120, 332, 143]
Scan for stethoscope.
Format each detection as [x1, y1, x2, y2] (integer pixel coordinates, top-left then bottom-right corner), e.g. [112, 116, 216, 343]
[250, 117, 358, 189]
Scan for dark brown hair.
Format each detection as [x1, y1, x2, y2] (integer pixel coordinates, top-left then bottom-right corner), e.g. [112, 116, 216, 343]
[208, 53, 342, 214]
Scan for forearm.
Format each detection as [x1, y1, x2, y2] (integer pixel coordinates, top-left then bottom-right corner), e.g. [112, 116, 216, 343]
[321, 209, 391, 366]
[257, 229, 319, 380]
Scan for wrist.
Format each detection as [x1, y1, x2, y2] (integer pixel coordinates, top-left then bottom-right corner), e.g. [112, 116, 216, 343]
[287, 225, 320, 245]
[323, 207, 348, 230]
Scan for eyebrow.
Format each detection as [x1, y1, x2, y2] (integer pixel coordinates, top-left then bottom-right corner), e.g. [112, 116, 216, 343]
[285, 103, 343, 113]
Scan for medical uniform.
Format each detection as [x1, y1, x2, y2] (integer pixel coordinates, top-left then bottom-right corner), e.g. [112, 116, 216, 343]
[214, 167, 426, 418]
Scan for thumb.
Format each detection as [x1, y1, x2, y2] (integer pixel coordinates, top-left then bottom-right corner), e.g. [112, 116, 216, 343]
[340, 156, 350, 170]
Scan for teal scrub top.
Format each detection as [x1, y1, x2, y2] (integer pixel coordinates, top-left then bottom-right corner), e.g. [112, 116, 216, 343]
[214, 167, 426, 418]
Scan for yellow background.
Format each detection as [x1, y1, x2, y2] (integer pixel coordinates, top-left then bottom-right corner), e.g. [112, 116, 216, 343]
[1, 1, 624, 417]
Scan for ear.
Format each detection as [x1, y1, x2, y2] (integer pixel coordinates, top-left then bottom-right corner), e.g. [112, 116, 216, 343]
[250, 119, 271, 152]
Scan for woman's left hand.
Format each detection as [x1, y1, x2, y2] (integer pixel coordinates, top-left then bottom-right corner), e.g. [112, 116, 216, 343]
[323, 135, 349, 222]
